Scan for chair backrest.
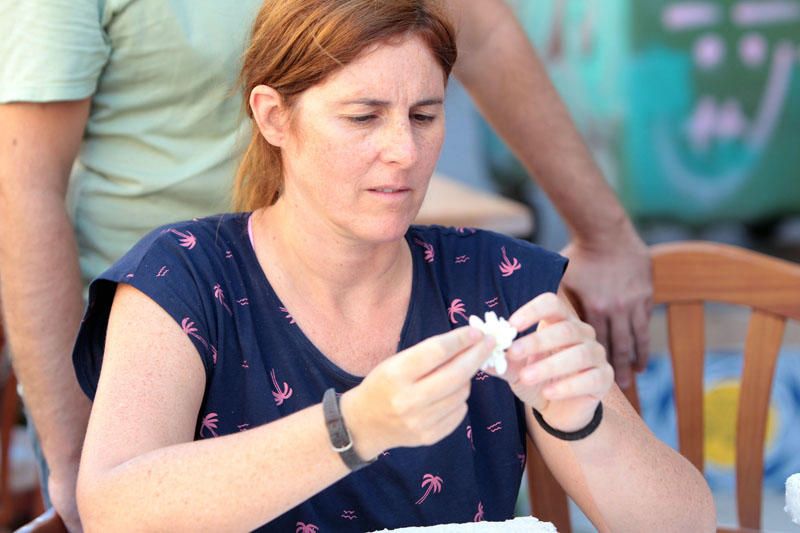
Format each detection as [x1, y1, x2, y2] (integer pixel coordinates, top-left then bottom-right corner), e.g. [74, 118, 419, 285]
[0, 316, 18, 527]
[14, 508, 67, 533]
[526, 241, 800, 533]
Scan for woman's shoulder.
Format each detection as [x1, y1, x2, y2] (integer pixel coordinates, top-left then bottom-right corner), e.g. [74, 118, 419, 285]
[103, 212, 251, 281]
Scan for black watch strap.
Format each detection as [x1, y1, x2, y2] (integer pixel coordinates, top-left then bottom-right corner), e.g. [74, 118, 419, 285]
[322, 388, 375, 471]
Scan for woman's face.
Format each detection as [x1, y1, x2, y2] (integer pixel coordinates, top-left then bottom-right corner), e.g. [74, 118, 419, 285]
[278, 34, 446, 243]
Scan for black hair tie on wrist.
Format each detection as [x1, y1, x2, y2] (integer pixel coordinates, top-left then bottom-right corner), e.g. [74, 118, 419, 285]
[532, 403, 603, 441]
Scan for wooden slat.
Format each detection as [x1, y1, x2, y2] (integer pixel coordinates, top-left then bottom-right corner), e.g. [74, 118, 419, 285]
[526, 439, 571, 533]
[666, 302, 706, 472]
[652, 241, 800, 321]
[736, 310, 785, 529]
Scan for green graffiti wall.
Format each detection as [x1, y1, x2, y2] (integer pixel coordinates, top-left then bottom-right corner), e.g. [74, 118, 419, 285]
[490, 0, 800, 225]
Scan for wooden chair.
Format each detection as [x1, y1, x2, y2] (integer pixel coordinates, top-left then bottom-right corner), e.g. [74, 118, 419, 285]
[526, 241, 800, 532]
[0, 320, 52, 532]
[14, 508, 66, 533]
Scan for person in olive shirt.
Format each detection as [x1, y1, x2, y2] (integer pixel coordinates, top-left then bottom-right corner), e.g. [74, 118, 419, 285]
[0, 0, 651, 529]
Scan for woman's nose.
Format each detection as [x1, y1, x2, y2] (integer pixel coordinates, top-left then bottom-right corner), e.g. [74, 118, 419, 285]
[380, 119, 418, 167]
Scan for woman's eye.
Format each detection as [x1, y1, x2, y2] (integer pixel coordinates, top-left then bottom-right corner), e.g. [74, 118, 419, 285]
[348, 115, 376, 124]
[412, 113, 436, 124]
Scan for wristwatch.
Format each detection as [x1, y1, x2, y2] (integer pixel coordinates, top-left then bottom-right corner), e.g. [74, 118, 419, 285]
[322, 388, 376, 471]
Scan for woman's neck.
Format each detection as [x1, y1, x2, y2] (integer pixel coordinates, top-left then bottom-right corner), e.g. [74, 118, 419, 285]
[251, 202, 411, 310]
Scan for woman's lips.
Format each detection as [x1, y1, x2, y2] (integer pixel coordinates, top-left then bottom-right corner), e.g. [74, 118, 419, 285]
[367, 186, 412, 198]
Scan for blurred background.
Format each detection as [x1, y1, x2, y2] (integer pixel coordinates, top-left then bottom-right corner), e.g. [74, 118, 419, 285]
[2, 0, 800, 531]
[436, 1, 800, 531]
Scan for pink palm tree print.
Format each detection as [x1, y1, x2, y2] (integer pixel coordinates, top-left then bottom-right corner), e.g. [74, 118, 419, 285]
[466, 425, 475, 450]
[474, 501, 485, 522]
[166, 228, 197, 249]
[295, 522, 319, 533]
[279, 306, 296, 324]
[270, 369, 293, 406]
[200, 412, 219, 438]
[447, 298, 468, 324]
[415, 473, 443, 505]
[498, 246, 521, 277]
[181, 317, 208, 349]
[413, 238, 435, 263]
[213, 284, 232, 315]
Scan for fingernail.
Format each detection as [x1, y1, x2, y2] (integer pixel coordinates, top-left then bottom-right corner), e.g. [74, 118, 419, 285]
[483, 336, 496, 348]
[468, 327, 483, 341]
[509, 316, 523, 329]
[508, 343, 522, 358]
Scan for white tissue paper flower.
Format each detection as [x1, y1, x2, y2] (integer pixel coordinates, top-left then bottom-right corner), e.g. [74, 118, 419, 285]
[786, 473, 800, 525]
[468, 311, 518, 375]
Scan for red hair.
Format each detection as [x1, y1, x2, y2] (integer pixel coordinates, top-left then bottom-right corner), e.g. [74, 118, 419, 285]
[233, 0, 457, 211]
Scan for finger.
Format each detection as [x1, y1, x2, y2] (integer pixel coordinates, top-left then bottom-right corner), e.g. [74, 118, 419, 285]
[631, 299, 651, 373]
[401, 326, 483, 379]
[541, 365, 613, 401]
[517, 341, 605, 386]
[413, 335, 496, 400]
[508, 292, 572, 333]
[508, 319, 594, 362]
[608, 308, 635, 389]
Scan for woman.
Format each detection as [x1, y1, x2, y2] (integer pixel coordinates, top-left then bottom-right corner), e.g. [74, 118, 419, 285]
[73, 1, 715, 531]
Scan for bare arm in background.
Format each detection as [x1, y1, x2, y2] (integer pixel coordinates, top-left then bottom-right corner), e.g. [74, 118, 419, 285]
[0, 100, 92, 531]
[447, 0, 653, 387]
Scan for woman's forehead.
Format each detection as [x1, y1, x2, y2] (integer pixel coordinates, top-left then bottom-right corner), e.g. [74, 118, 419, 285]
[307, 34, 446, 102]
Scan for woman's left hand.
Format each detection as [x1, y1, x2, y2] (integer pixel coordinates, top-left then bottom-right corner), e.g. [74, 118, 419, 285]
[499, 291, 614, 433]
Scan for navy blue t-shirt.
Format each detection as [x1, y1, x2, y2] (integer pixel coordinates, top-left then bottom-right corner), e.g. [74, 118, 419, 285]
[73, 213, 567, 531]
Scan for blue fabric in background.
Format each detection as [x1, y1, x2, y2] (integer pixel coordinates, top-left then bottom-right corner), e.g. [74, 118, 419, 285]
[637, 351, 800, 491]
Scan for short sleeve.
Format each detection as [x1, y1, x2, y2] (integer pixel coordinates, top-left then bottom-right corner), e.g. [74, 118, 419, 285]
[0, 0, 111, 103]
[495, 236, 568, 311]
[72, 225, 218, 400]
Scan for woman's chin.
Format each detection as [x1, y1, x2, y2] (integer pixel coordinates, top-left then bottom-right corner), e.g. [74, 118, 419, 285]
[347, 215, 416, 244]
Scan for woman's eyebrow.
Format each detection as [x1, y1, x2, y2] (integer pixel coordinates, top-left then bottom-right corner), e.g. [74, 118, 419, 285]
[337, 97, 444, 107]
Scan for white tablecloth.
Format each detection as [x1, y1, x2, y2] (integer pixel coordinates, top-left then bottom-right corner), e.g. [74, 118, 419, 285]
[371, 516, 557, 532]
[787, 473, 800, 525]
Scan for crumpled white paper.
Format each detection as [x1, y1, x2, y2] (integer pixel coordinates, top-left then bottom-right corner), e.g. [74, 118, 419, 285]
[786, 473, 800, 525]
[468, 311, 518, 375]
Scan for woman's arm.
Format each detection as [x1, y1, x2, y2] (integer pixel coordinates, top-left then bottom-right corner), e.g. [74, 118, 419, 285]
[77, 284, 355, 531]
[529, 387, 715, 531]
[78, 284, 493, 531]
[501, 291, 715, 531]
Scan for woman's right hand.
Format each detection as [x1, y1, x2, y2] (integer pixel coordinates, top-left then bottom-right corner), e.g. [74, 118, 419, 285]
[340, 326, 495, 459]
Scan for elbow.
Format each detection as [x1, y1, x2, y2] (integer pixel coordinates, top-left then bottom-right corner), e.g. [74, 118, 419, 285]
[675, 462, 717, 532]
[76, 473, 101, 532]
[77, 471, 118, 532]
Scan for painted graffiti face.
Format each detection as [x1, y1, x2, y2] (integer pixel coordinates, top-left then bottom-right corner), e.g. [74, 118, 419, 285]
[639, 0, 800, 203]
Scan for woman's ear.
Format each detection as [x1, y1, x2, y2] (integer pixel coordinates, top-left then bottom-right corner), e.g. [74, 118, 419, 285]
[250, 85, 289, 147]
